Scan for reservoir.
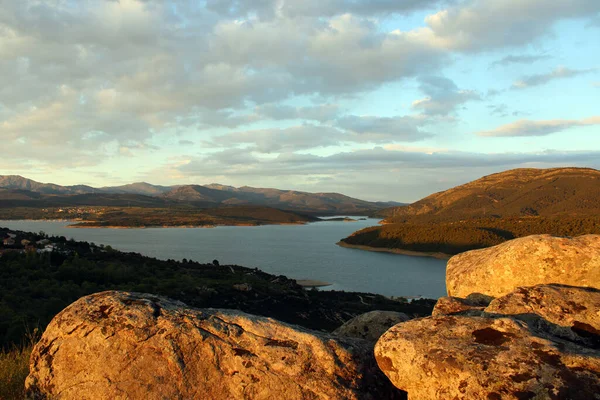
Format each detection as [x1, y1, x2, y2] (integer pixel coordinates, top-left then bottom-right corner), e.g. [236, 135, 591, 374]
[0, 218, 447, 298]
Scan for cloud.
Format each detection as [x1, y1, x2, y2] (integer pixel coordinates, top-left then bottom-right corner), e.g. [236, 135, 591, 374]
[206, 0, 449, 19]
[164, 147, 600, 200]
[490, 54, 551, 68]
[176, 147, 600, 177]
[486, 104, 527, 118]
[418, 0, 600, 51]
[512, 66, 596, 89]
[208, 125, 345, 153]
[1, 0, 599, 172]
[336, 115, 432, 142]
[476, 117, 600, 137]
[411, 76, 481, 116]
[255, 104, 340, 122]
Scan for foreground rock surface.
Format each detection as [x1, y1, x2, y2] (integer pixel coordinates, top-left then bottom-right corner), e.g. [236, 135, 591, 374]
[432, 295, 490, 317]
[333, 310, 410, 342]
[446, 234, 600, 298]
[26, 291, 401, 400]
[375, 315, 600, 400]
[485, 284, 600, 348]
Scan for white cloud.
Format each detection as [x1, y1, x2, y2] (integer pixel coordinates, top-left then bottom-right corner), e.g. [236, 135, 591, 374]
[418, 0, 600, 51]
[512, 66, 596, 89]
[476, 117, 600, 137]
[1, 0, 599, 173]
[411, 76, 481, 116]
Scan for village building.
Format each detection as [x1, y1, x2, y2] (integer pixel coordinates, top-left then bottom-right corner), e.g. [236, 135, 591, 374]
[3, 237, 15, 246]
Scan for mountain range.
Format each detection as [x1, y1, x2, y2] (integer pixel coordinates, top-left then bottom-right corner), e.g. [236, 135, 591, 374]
[0, 175, 403, 214]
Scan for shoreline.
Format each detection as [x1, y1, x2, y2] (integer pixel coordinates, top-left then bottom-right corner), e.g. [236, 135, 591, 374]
[0, 218, 309, 229]
[66, 221, 310, 229]
[336, 241, 452, 260]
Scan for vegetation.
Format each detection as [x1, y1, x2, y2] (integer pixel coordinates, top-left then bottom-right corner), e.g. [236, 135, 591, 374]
[0, 226, 436, 397]
[0, 206, 318, 228]
[0, 227, 435, 350]
[0, 329, 38, 400]
[342, 217, 600, 255]
[0, 344, 31, 400]
[378, 167, 600, 222]
[348, 168, 600, 255]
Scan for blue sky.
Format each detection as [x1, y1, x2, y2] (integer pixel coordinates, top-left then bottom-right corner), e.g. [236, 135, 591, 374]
[1, 0, 599, 201]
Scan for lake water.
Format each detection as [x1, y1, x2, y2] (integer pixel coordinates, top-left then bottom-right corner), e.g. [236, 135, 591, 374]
[0, 219, 447, 298]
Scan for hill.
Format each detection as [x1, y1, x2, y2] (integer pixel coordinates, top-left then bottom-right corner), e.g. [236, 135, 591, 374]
[0, 176, 97, 195]
[100, 182, 173, 196]
[378, 167, 600, 222]
[342, 168, 600, 256]
[0, 176, 392, 214]
[161, 185, 386, 214]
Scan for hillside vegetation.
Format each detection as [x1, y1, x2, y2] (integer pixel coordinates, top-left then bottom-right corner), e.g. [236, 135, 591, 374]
[344, 168, 600, 255]
[342, 217, 600, 255]
[378, 168, 600, 222]
[0, 227, 434, 350]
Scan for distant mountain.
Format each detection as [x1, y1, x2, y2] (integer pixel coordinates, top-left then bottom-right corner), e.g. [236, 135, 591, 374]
[378, 167, 600, 222]
[0, 175, 97, 195]
[0, 176, 173, 197]
[100, 182, 173, 196]
[161, 185, 387, 214]
[0, 175, 395, 214]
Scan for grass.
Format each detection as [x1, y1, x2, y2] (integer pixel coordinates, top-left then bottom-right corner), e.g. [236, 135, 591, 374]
[0, 329, 38, 400]
[0, 345, 31, 400]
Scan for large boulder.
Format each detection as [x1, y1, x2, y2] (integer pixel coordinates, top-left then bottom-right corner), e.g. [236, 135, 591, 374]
[446, 234, 600, 298]
[333, 311, 410, 342]
[375, 315, 600, 400]
[26, 291, 401, 400]
[485, 284, 600, 348]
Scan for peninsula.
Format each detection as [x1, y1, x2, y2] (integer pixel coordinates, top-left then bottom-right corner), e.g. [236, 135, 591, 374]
[340, 168, 600, 257]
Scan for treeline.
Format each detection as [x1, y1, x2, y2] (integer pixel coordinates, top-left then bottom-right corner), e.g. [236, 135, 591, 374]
[0, 228, 434, 349]
[342, 216, 600, 255]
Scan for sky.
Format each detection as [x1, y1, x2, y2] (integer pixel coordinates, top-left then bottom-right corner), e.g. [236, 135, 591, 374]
[1, 0, 599, 202]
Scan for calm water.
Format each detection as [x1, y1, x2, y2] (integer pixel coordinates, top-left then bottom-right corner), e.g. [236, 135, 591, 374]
[0, 219, 447, 298]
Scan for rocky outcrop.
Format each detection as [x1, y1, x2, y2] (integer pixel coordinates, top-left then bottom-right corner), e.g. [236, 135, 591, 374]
[375, 315, 600, 400]
[26, 291, 401, 400]
[485, 284, 600, 348]
[432, 296, 486, 317]
[377, 283, 600, 399]
[333, 311, 410, 342]
[446, 234, 600, 298]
